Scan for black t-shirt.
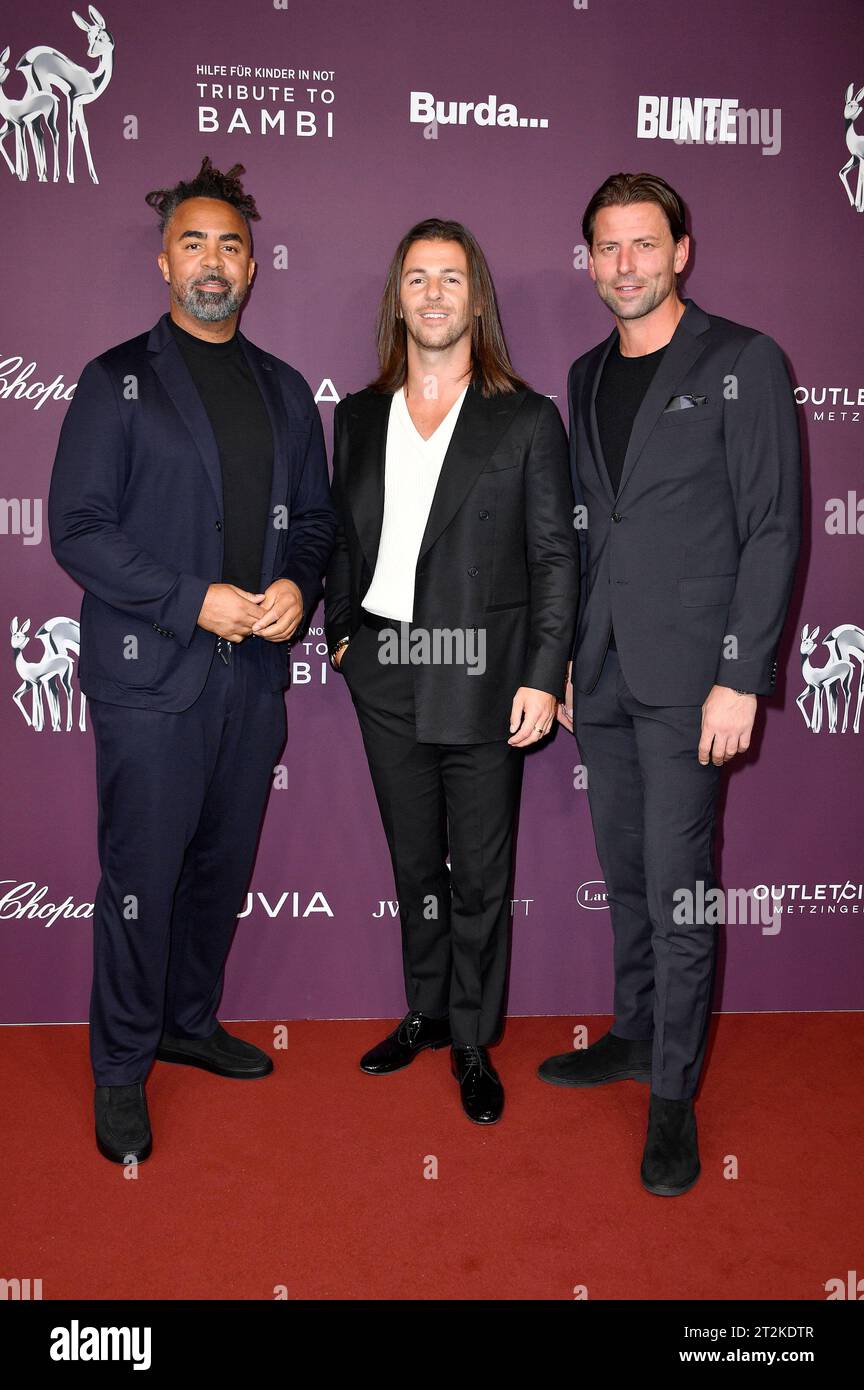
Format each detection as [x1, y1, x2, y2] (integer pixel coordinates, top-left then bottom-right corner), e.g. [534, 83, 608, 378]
[169, 318, 274, 594]
[594, 339, 667, 650]
[595, 338, 667, 495]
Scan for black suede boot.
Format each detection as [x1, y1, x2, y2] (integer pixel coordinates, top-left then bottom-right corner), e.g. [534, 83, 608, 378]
[94, 1082, 152, 1164]
[538, 1029, 652, 1086]
[640, 1092, 700, 1196]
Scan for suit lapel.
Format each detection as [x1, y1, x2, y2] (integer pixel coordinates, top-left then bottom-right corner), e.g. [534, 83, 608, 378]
[147, 313, 223, 515]
[343, 381, 527, 572]
[418, 382, 525, 560]
[147, 314, 293, 591]
[580, 300, 711, 503]
[584, 332, 617, 503]
[235, 331, 290, 589]
[614, 298, 709, 500]
[342, 390, 391, 574]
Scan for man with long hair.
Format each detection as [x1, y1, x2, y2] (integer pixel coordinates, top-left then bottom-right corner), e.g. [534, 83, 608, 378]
[540, 173, 800, 1194]
[48, 157, 335, 1162]
[325, 218, 578, 1123]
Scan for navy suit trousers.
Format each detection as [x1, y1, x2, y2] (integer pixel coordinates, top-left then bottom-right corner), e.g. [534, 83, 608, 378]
[87, 637, 287, 1085]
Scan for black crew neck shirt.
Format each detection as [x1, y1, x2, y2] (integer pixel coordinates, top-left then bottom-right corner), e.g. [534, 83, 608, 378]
[594, 338, 667, 651]
[595, 338, 667, 495]
[169, 317, 274, 594]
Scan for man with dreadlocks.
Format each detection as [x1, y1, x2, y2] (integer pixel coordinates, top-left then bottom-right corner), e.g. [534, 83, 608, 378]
[48, 156, 336, 1163]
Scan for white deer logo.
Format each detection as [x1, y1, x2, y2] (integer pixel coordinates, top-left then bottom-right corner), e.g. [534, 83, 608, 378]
[0, 45, 60, 182]
[840, 82, 864, 213]
[15, 6, 114, 185]
[796, 622, 864, 734]
[11, 615, 87, 732]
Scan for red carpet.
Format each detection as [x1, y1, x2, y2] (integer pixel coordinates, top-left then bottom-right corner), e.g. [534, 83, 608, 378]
[3, 1014, 861, 1300]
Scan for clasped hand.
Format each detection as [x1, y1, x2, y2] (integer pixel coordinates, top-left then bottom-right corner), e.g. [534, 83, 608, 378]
[197, 579, 303, 643]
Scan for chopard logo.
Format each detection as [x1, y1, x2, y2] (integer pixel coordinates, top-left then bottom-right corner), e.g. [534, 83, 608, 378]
[0, 881, 94, 928]
[0, 355, 77, 410]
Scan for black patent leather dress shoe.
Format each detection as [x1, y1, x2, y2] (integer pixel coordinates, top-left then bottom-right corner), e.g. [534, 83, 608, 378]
[155, 1023, 273, 1078]
[640, 1092, 701, 1196]
[537, 1029, 652, 1087]
[94, 1083, 152, 1164]
[450, 1045, 504, 1124]
[359, 1011, 451, 1074]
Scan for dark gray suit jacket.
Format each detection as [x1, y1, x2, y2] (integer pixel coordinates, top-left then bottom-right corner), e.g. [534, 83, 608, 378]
[325, 382, 579, 743]
[566, 299, 801, 704]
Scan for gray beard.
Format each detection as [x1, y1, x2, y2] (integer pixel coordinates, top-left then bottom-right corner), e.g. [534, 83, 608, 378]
[174, 281, 247, 323]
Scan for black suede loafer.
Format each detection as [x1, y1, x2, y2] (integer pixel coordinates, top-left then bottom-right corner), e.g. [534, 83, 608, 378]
[537, 1029, 652, 1086]
[450, 1045, 504, 1124]
[360, 1011, 451, 1074]
[640, 1092, 701, 1196]
[156, 1023, 273, 1078]
[94, 1082, 152, 1164]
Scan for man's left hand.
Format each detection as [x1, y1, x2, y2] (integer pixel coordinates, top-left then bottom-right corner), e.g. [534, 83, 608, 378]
[698, 685, 757, 766]
[251, 579, 304, 642]
[508, 687, 558, 747]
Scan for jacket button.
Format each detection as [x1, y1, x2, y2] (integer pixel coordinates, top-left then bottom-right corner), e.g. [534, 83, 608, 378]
[478, 510, 489, 520]
[468, 566, 479, 577]
[611, 512, 622, 523]
[215, 520, 223, 531]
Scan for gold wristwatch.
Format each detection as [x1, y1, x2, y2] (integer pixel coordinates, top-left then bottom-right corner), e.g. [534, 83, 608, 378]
[329, 636, 350, 671]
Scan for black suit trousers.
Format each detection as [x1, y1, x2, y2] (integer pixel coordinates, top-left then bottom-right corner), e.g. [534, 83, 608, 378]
[341, 622, 524, 1045]
[574, 646, 723, 1098]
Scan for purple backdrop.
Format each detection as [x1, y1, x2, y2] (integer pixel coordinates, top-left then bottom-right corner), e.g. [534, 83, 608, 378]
[1, 0, 862, 1025]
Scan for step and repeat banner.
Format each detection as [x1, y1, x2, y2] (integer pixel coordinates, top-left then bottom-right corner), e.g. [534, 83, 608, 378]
[1, 0, 862, 1025]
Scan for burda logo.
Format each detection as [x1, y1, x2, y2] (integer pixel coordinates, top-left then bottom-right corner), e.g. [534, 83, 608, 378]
[410, 91, 548, 130]
[637, 95, 780, 155]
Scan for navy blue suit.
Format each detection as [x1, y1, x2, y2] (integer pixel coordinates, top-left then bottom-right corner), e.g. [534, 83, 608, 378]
[48, 313, 336, 1084]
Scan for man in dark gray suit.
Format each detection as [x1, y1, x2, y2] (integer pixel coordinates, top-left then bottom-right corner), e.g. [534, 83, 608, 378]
[539, 173, 800, 1196]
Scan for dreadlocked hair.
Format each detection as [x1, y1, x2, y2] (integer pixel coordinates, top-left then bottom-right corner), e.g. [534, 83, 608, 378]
[144, 155, 261, 234]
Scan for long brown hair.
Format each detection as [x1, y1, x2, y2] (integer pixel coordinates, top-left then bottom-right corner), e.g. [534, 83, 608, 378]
[369, 218, 528, 397]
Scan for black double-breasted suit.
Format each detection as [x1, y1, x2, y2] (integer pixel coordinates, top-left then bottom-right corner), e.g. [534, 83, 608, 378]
[325, 380, 579, 1042]
[325, 382, 579, 740]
